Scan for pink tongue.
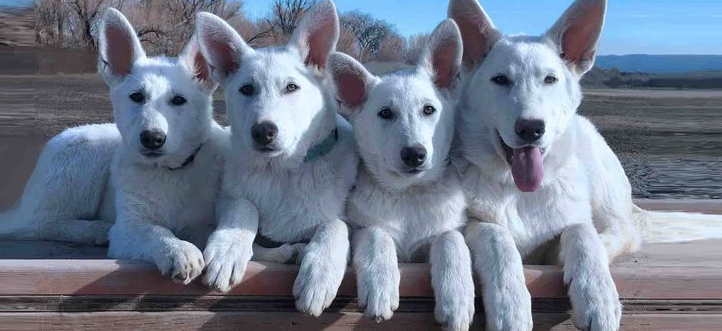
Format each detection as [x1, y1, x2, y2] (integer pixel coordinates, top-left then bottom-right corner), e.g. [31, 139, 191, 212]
[511, 146, 544, 192]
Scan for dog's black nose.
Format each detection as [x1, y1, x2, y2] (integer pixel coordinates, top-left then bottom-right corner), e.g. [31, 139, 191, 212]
[515, 119, 545, 143]
[140, 130, 166, 150]
[251, 121, 278, 146]
[400, 145, 427, 168]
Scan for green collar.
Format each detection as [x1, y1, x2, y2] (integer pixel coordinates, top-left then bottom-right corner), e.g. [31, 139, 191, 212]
[303, 128, 338, 163]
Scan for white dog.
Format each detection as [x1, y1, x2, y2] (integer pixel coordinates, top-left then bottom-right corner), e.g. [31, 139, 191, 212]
[449, 0, 627, 330]
[0, 123, 119, 245]
[194, 0, 359, 315]
[92, 9, 231, 284]
[328, 20, 475, 331]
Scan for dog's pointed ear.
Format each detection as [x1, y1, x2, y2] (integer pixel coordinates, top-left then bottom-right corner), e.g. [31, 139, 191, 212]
[546, 0, 607, 76]
[98, 8, 145, 85]
[448, 0, 501, 68]
[419, 19, 462, 90]
[195, 12, 252, 83]
[290, 0, 339, 73]
[327, 52, 377, 116]
[179, 36, 218, 92]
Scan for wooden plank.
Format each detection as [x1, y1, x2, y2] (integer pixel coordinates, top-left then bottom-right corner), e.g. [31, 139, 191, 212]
[1, 296, 721, 314]
[635, 199, 722, 214]
[0, 258, 720, 299]
[1, 312, 721, 331]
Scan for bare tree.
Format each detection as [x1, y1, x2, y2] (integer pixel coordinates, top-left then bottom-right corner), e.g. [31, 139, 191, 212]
[340, 10, 395, 62]
[33, 0, 427, 64]
[336, 25, 359, 59]
[35, 0, 62, 46]
[135, 0, 243, 54]
[247, 0, 314, 45]
[35, 0, 117, 49]
[34, 0, 246, 54]
[404, 33, 430, 64]
[375, 33, 404, 63]
[67, 0, 108, 49]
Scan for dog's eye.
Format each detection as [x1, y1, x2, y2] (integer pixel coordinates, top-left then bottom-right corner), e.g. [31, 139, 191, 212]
[377, 108, 394, 120]
[170, 95, 186, 106]
[284, 83, 299, 94]
[423, 105, 436, 116]
[544, 75, 558, 84]
[491, 75, 511, 86]
[239, 84, 255, 96]
[129, 92, 145, 103]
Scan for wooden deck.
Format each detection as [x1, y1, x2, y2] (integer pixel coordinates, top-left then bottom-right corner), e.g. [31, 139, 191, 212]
[0, 199, 720, 330]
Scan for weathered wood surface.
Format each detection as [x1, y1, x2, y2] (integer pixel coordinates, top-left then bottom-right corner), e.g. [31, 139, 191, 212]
[0, 199, 719, 329]
[1, 312, 721, 331]
[0, 239, 720, 299]
[635, 199, 722, 215]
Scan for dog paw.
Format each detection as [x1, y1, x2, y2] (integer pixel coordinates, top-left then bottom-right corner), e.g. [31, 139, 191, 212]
[89, 221, 113, 245]
[483, 279, 533, 331]
[569, 271, 622, 331]
[203, 239, 252, 293]
[358, 271, 399, 322]
[434, 289, 475, 331]
[292, 243, 307, 265]
[156, 240, 204, 285]
[253, 244, 305, 263]
[293, 258, 342, 316]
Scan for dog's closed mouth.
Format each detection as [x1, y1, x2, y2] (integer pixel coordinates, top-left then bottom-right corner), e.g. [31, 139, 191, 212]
[142, 151, 163, 158]
[255, 146, 278, 153]
[404, 168, 424, 175]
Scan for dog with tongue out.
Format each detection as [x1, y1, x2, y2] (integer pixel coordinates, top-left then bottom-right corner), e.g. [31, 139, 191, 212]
[449, 0, 640, 330]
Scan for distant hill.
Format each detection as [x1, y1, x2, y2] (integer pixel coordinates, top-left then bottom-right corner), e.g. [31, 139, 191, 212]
[596, 55, 722, 74]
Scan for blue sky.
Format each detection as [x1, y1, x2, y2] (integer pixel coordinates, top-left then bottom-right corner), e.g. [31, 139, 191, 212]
[4, 0, 721, 54]
[243, 0, 722, 55]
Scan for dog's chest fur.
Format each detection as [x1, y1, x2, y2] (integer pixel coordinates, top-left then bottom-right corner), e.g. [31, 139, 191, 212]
[347, 166, 467, 263]
[112, 126, 227, 243]
[457, 122, 594, 263]
[225, 124, 358, 243]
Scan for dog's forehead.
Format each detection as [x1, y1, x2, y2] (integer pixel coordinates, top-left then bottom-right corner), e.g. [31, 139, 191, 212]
[488, 37, 563, 74]
[127, 57, 192, 92]
[370, 69, 439, 109]
[239, 48, 305, 81]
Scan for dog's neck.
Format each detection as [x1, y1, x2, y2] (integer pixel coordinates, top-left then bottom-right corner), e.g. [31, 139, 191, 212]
[359, 158, 454, 196]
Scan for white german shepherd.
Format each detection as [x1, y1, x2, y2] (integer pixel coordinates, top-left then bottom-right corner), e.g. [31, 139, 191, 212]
[328, 20, 474, 331]
[449, 0, 625, 330]
[92, 9, 231, 284]
[0, 9, 224, 252]
[0, 122, 119, 245]
[195, 0, 358, 316]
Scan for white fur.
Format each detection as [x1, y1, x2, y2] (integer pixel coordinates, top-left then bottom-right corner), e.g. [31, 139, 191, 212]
[450, 0, 624, 330]
[92, 8, 230, 285]
[0, 123, 119, 244]
[195, 1, 359, 315]
[329, 20, 474, 331]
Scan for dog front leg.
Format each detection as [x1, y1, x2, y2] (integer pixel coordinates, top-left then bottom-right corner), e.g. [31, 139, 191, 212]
[352, 227, 399, 322]
[430, 230, 475, 331]
[202, 195, 258, 293]
[252, 243, 305, 264]
[560, 223, 622, 331]
[38, 219, 114, 245]
[293, 219, 349, 316]
[108, 219, 204, 284]
[465, 222, 532, 331]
